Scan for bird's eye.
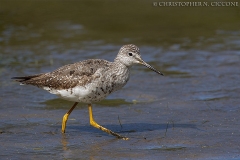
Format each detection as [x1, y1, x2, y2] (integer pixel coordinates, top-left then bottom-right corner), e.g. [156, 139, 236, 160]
[128, 52, 133, 56]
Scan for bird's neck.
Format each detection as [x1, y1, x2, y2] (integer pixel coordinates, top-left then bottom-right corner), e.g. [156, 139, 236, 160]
[109, 61, 130, 91]
[113, 60, 131, 71]
[109, 61, 130, 83]
[114, 57, 132, 69]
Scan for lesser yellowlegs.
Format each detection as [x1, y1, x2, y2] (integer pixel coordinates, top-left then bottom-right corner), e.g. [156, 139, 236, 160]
[12, 44, 164, 140]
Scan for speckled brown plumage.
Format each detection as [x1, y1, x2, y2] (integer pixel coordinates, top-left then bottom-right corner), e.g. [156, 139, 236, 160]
[13, 59, 111, 89]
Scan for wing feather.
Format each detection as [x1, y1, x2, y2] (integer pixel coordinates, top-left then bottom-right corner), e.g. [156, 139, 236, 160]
[12, 59, 111, 89]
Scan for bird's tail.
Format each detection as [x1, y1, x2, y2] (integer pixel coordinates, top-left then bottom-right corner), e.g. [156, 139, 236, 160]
[12, 74, 44, 84]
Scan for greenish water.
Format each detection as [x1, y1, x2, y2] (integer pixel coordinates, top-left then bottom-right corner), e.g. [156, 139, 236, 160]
[1, 1, 240, 159]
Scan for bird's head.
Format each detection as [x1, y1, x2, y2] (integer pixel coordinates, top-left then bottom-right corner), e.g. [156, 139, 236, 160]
[115, 44, 164, 76]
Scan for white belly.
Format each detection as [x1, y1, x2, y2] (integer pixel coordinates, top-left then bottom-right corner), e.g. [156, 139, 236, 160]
[43, 84, 108, 103]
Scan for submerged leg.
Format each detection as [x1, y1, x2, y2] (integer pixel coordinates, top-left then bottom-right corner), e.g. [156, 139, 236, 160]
[62, 102, 78, 133]
[88, 104, 128, 140]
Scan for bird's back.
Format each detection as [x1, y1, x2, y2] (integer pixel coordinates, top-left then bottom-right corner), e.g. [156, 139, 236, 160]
[12, 59, 112, 90]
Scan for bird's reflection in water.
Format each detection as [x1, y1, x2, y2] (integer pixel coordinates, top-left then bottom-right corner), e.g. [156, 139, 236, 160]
[61, 133, 68, 151]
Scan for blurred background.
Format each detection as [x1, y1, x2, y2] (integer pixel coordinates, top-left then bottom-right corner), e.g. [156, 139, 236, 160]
[1, 0, 240, 159]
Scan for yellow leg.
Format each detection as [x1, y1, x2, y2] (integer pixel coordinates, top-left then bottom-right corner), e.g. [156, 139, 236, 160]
[62, 102, 78, 133]
[88, 104, 128, 140]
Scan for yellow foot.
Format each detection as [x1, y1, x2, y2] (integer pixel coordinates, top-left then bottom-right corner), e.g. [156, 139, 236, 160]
[62, 113, 69, 133]
[105, 127, 129, 140]
[90, 116, 128, 140]
[61, 102, 78, 133]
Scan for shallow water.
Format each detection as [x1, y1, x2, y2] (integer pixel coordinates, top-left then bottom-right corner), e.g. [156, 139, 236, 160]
[1, 1, 240, 159]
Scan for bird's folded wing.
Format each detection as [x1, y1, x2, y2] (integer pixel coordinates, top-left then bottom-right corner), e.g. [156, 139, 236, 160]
[12, 59, 111, 89]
